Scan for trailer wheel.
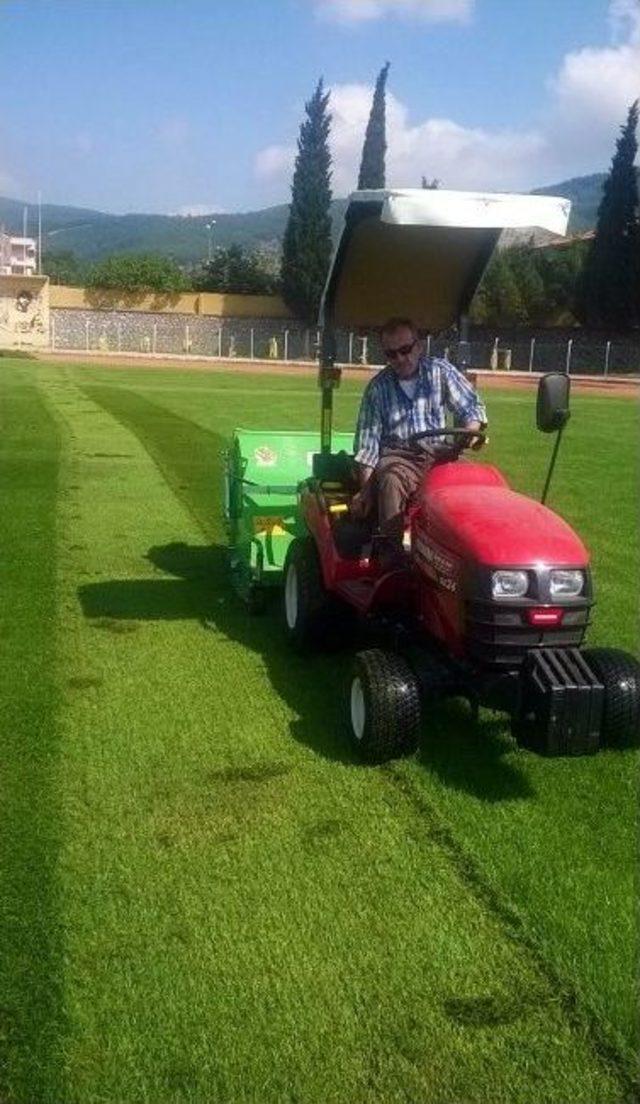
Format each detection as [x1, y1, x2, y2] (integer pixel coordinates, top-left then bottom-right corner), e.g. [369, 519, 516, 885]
[349, 649, 421, 763]
[583, 648, 640, 748]
[283, 538, 350, 651]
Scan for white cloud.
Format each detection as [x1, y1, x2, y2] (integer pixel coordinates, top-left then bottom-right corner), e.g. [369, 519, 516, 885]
[541, 2, 640, 178]
[608, 0, 640, 44]
[255, 144, 296, 179]
[314, 0, 473, 24]
[255, 0, 639, 199]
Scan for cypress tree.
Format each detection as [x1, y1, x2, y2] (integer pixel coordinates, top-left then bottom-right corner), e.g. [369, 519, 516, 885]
[281, 78, 333, 323]
[357, 62, 390, 190]
[578, 100, 639, 330]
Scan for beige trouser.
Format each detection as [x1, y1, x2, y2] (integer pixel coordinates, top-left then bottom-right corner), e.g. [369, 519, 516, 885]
[367, 448, 431, 547]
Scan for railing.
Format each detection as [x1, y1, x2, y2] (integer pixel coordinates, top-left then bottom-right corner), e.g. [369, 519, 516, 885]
[48, 310, 640, 377]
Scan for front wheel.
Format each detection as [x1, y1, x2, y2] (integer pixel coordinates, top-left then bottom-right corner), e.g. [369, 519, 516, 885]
[349, 649, 421, 763]
[583, 648, 640, 748]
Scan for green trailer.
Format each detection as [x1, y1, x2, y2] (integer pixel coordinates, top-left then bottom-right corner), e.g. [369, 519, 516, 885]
[224, 428, 353, 609]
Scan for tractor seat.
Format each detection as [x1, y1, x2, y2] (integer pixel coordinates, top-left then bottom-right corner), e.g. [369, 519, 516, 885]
[312, 451, 359, 492]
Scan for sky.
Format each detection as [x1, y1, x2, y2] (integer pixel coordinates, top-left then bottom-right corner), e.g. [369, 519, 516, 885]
[1, 0, 639, 215]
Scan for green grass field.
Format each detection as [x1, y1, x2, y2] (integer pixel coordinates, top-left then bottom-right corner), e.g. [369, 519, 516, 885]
[1, 358, 638, 1104]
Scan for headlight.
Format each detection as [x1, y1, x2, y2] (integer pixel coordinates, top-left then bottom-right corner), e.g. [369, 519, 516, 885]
[549, 569, 583, 597]
[491, 570, 528, 598]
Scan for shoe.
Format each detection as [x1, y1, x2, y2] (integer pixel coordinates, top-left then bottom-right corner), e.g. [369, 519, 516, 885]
[370, 536, 408, 572]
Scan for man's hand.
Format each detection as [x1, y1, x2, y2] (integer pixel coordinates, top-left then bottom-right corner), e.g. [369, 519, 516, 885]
[463, 420, 486, 451]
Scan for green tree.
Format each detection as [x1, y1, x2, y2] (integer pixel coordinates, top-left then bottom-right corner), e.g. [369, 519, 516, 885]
[87, 253, 189, 294]
[193, 244, 280, 294]
[470, 252, 527, 325]
[509, 247, 546, 323]
[578, 100, 639, 330]
[357, 62, 390, 190]
[41, 249, 88, 286]
[281, 78, 333, 322]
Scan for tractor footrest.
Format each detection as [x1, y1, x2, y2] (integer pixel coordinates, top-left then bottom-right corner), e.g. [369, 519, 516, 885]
[519, 647, 603, 755]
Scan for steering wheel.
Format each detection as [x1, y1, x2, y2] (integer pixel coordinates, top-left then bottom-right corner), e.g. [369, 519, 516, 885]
[407, 427, 486, 455]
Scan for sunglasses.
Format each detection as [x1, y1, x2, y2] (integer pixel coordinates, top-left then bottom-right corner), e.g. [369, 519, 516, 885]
[383, 340, 417, 360]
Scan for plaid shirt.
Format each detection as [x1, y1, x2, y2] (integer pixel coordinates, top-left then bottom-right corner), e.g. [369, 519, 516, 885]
[354, 355, 487, 469]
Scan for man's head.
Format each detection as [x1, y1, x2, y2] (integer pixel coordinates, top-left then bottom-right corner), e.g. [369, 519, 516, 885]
[379, 318, 422, 379]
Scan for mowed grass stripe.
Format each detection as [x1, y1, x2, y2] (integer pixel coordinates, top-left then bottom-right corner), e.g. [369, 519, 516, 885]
[27, 371, 618, 1103]
[0, 367, 65, 1104]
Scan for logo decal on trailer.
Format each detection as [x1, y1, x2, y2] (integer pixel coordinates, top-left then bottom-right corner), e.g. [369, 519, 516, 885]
[254, 446, 277, 467]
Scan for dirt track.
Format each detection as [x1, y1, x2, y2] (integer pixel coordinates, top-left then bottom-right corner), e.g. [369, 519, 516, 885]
[37, 350, 640, 399]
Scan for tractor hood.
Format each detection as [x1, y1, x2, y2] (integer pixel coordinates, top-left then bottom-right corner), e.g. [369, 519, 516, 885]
[421, 484, 589, 568]
[319, 188, 570, 333]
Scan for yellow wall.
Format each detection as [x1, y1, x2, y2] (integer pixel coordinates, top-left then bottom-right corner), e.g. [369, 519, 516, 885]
[49, 284, 291, 318]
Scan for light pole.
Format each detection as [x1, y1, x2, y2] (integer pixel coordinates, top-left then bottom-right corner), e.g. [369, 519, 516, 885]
[205, 219, 216, 263]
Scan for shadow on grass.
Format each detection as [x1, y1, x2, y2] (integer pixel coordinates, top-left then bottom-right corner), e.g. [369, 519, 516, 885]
[78, 540, 532, 802]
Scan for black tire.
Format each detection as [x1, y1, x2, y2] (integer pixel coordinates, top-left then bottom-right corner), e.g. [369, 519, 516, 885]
[583, 647, 640, 748]
[283, 537, 351, 651]
[349, 649, 421, 763]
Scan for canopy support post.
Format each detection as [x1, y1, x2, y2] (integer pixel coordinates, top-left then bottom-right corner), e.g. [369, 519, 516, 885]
[319, 327, 340, 456]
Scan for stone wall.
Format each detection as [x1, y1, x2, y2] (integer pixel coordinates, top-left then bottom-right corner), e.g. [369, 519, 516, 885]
[467, 325, 640, 374]
[49, 306, 639, 375]
[51, 307, 374, 363]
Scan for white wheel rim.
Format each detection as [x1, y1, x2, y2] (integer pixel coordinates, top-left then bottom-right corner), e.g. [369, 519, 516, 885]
[284, 563, 298, 629]
[350, 677, 366, 741]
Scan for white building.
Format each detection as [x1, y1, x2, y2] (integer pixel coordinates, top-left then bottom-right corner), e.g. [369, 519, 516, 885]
[0, 229, 37, 276]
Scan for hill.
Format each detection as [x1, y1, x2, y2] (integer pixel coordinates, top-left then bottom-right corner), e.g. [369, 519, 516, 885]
[1, 172, 635, 265]
[531, 172, 639, 232]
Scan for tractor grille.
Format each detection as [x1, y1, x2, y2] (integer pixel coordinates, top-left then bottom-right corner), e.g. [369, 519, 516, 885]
[465, 599, 591, 668]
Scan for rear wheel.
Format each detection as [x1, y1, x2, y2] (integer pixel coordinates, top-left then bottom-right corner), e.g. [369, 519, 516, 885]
[283, 538, 352, 651]
[349, 649, 421, 763]
[583, 648, 640, 748]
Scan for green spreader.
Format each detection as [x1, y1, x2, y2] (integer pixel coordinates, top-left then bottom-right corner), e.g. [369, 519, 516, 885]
[224, 428, 353, 608]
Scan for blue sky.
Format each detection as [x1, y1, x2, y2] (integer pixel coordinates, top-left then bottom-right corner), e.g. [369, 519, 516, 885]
[1, 0, 638, 214]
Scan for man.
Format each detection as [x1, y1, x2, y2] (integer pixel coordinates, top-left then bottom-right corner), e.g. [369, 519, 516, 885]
[351, 318, 487, 565]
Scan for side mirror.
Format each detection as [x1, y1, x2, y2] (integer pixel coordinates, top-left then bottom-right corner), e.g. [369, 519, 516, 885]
[537, 372, 571, 433]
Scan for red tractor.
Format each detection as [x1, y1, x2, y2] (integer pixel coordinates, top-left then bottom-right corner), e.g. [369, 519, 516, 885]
[281, 189, 640, 759]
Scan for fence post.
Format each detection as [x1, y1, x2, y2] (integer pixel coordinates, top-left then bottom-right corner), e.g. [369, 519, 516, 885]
[490, 338, 499, 371]
[218, 326, 222, 358]
[283, 328, 289, 361]
[153, 321, 157, 354]
[85, 320, 90, 351]
[51, 313, 56, 349]
[426, 334, 432, 357]
[604, 340, 611, 377]
[528, 337, 536, 372]
[565, 338, 573, 375]
[348, 332, 354, 364]
[250, 327, 254, 359]
[118, 322, 122, 352]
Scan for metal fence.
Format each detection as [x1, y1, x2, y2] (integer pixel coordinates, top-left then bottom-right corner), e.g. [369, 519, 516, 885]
[50, 309, 640, 376]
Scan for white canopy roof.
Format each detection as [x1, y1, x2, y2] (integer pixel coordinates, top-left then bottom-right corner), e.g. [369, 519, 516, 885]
[320, 188, 571, 332]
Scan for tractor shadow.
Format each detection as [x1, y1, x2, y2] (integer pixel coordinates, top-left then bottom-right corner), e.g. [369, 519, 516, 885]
[77, 540, 533, 801]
